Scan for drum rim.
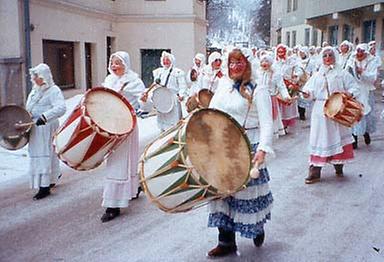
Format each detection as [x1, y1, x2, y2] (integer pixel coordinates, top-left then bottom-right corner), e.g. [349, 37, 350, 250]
[0, 105, 32, 150]
[152, 87, 174, 114]
[83, 86, 137, 135]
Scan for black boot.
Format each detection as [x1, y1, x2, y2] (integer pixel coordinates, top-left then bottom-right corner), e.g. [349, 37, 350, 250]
[132, 186, 142, 200]
[101, 207, 120, 223]
[207, 228, 237, 258]
[298, 106, 306, 120]
[33, 187, 50, 200]
[334, 164, 344, 177]
[364, 132, 371, 145]
[352, 135, 358, 149]
[253, 230, 265, 247]
[305, 165, 321, 184]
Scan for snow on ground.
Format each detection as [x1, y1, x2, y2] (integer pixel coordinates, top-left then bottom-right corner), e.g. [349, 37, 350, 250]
[0, 94, 160, 184]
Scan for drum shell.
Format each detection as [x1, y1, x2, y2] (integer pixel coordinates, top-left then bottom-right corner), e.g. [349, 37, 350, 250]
[323, 92, 363, 127]
[0, 105, 32, 150]
[53, 87, 136, 171]
[139, 108, 251, 213]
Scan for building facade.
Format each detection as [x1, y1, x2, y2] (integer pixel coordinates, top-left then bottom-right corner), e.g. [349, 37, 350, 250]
[271, 0, 384, 49]
[0, 0, 207, 105]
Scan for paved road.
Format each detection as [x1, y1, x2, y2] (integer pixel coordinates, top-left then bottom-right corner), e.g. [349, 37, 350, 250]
[1, 95, 384, 262]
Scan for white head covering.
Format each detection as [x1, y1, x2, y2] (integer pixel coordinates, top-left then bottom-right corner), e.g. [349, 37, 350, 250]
[208, 51, 222, 66]
[29, 63, 55, 88]
[160, 51, 176, 67]
[275, 44, 288, 60]
[318, 46, 340, 72]
[340, 40, 353, 53]
[260, 53, 274, 65]
[368, 40, 376, 47]
[355, 43, 369, 54]
[108, 51, 131, 75]
[194, 53, 206, 64]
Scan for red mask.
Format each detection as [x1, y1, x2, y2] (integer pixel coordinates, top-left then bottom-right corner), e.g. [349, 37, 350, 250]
[277, 47, 286, 59]
[162, 57, 172, 68]
[229, 57, 247, 80]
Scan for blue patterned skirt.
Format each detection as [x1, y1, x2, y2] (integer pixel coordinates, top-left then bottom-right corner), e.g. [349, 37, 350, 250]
[208, 144, 273, 239]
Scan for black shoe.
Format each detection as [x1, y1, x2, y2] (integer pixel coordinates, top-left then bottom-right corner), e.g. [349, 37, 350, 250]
[33, 187, 50, 200]
[253, 231, 265, 247]
[207, 244, 237, 258]
[364, 132, 371, 145]
[352, 135, 358, 149]
[132, 186, 142, 200]
[101, 208, 120, 223]
[334, 164, 344, 177]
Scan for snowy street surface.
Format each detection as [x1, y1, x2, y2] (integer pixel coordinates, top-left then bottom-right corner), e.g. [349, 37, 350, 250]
[1, 94, 384, 261]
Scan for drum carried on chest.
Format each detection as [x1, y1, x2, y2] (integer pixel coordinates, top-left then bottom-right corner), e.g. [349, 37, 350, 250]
[139, 108, 251, 213]
[53, 87, 136, 171]
[0, 105, 32, 150]
[152, 86, 175, 114]
[323, 92, 363, 127]
[186, 89, 214, 113]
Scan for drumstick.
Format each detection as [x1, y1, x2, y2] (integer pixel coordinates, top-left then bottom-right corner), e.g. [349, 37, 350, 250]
[250, 160, 262, 179]
[14, 121, 35, 128]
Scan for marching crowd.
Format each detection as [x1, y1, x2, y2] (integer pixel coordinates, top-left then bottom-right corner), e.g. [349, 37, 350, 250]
[22, 39, 383, 258]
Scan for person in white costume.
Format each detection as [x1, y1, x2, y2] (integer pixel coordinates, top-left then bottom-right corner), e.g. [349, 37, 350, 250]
[274, 44, 299, 131]
[345, 44, 377, 149]
[187, 53, 206, 96]
[26, 63, 66, 200]
[302, 47, 359, 184]
[141, 51, 187, 131]
[338, 40, 354, 70]
[207, 49, 274, 258]
[256, 53, 291, 137]
[201, 51, 224, 93]
[100, 51, 145, 222]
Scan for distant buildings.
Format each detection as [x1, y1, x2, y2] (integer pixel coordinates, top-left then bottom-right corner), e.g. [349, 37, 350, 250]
[0, 0, 206, 106]
[271, 0, 384, 48]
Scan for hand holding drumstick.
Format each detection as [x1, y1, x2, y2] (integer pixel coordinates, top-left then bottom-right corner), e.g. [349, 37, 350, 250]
[250, 150, 266, 179]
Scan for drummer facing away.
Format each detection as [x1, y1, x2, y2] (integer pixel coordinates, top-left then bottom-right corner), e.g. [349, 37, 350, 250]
[100, 51, 145, 223]
[26, 63, 66, 200]
[207, 49, 274, 258]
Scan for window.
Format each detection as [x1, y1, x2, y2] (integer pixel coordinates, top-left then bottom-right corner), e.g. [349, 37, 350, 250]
[363, 20, 376, 43]
[312, 29, 318, 46]
[286, 31, 291, 46]
[287, 0, 292, 12]
[328, 25, 338, 46]
[292, 0, 298, 11]
[42, 40, 75, 89]
[343, 24, 354, 42]
[304, 28, 310, 46]
[292, 30, 297, 47]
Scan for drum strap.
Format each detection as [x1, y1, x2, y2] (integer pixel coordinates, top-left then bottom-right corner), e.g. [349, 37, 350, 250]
[119, 81, 130, 93]
[242, 83, 257, 129]
[163, 67, 173, 88]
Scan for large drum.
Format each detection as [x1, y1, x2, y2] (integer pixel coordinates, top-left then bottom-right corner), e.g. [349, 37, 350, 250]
[0, 105, 32, 150]
[324, 92, 363, 127]
[152, 86, 174, 114]
[53, 87, 136, 171]
[139, 108, 251, 213]
[186, 89, 214, 113]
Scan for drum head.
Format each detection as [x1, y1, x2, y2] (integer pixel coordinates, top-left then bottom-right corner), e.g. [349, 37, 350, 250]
[185, 109, 251, 194]
[186, 95, 198, 113]
[0, 105, 32, 150]
[324, 93, 343, 118]
[152, 87, 174, 114]
[198, 89, 214, 108]
[85, 88, 135, 135]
